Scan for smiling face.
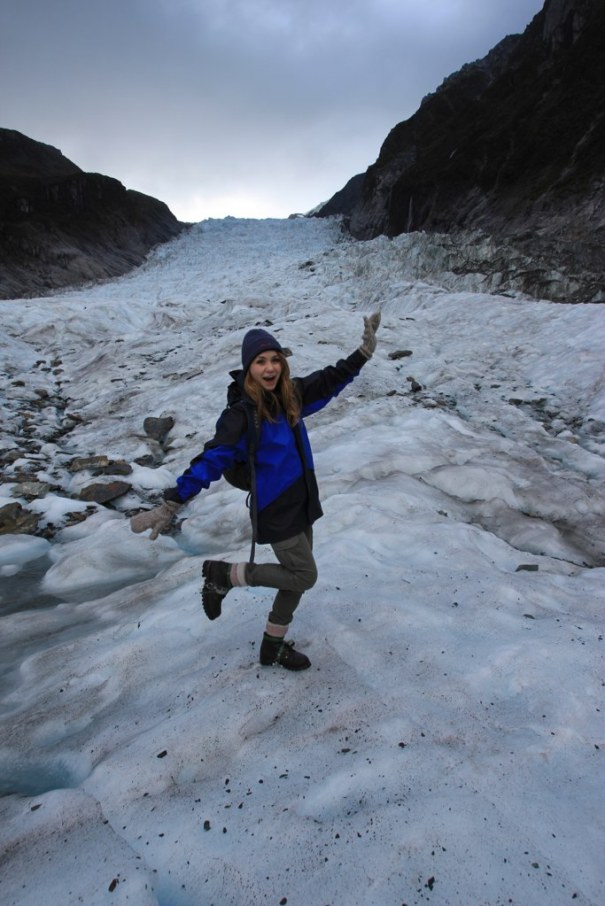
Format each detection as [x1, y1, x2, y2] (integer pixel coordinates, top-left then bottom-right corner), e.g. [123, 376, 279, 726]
[248, 350, 283, 392]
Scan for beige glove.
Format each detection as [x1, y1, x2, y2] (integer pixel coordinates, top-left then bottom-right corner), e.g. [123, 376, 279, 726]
[359, 311, 381, 358]
[130, 500, 182, 540]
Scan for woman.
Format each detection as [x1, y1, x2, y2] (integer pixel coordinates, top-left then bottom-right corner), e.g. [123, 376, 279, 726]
[131, 312, 380, 671]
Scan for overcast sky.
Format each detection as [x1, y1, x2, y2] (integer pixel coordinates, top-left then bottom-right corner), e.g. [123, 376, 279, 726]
[2, 0, 544, 222]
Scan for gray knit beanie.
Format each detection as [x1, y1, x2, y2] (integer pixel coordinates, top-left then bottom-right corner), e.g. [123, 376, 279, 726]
[241, 328, 284, 372]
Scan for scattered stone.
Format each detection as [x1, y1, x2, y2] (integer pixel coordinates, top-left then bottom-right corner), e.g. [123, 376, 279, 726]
[94, 460, 133, 477]
[407, 376, 422, 392]
[10, 481, 52, 500]
[64, 510, 93, 527]
[134, 454, 159, 467]
[64, 413, 85, 425]
[1, 450, 22, 466]
[12, 469, 41, 483]
[0, 502, 39, 535]
[389, 350, 413, 360]
[516, 564, 539, 572]
[68, 455, 110, 473]
[143, 416, 175, 445]
[79, 481, 131, 504]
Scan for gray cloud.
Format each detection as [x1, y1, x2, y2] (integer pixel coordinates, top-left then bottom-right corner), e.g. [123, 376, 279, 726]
[1, 0, 544, 219]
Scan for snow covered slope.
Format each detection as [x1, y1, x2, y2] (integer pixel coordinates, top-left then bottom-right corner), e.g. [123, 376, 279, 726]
[0, 217, 603, 905]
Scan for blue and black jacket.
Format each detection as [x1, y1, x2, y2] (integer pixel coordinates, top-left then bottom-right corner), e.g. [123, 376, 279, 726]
[164, 348, 367, 544]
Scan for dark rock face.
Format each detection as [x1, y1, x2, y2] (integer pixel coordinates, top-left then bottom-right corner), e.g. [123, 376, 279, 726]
[313, 173, 365, 219]
[0, 129, 186, 299]
[315, 0, 604, 302]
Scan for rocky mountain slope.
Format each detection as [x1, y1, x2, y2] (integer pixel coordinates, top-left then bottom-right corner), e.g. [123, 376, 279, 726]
[0, 129, 185, 299]
[315, 0, 604, 302]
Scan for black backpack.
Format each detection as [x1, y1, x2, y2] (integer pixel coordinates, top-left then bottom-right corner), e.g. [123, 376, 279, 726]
[223, 403, 259, 491]
[223, 401, 260, 563]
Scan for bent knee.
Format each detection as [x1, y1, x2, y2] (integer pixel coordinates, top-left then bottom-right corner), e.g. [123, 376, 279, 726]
[299, 561, 318, 592]
[287, 559, 317, 594]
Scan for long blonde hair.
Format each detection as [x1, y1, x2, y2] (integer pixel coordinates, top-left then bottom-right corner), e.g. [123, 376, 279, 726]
[244, 352, 300, 427]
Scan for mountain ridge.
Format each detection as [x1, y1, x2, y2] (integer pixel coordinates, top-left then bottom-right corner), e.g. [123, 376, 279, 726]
[0, 129, 185, 300]
[314, 0, 604, 302]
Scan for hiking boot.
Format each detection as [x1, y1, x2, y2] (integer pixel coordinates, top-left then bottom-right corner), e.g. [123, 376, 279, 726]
[201, 560, 232, 620]
[259, 635, 311, 671]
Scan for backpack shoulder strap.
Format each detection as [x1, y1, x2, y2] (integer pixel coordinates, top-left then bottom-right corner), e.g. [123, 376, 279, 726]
[223, 387, 260, 564]
[247, 404, 260, 450]
[244, 403, 260, 565]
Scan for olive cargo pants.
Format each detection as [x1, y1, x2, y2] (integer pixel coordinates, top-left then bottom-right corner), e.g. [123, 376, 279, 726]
[245, 527, 317, 626]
